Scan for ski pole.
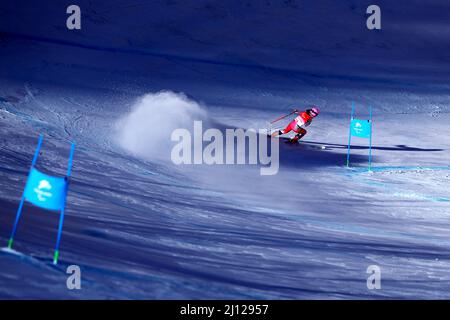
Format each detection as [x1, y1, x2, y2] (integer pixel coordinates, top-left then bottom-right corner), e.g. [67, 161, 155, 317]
[270, 110, 296, 124]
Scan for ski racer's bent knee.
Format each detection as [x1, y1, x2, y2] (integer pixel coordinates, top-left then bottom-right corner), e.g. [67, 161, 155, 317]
[296, 128, 307, 136]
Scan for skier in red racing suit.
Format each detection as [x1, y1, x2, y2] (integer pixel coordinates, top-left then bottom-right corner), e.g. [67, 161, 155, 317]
[271, 107, 320, 143]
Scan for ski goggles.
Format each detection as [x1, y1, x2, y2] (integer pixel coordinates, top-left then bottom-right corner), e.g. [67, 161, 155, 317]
[309, 109, 318, 117]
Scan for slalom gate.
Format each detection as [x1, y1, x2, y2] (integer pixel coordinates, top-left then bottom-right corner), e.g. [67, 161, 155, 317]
[7, 135, 75, 265]
[346, 102, 373, 171]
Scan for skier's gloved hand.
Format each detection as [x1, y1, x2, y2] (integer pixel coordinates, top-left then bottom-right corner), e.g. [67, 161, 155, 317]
[292, 109, 298, 113]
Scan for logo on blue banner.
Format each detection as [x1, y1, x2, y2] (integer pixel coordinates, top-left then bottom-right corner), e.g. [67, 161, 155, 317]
[23, 168, 67, 211]
[350, 119, 371, 138]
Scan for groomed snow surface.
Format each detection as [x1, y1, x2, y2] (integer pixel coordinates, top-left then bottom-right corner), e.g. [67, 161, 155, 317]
[0, 0, 449, 299]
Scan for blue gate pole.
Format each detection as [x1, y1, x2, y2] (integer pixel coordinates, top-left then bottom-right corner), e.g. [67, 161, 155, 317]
[8, 135, 44, 249]
[368, 106, 373, 172]
[346, 102, 355, 167]
[53, 199, 66, 265]
[53, 142, 75, 265]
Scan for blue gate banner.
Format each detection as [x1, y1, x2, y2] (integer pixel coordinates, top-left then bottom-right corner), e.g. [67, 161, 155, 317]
[346, 103, 374, 170]
[23, 168, 67, 211]
[350, 118, 371, 139]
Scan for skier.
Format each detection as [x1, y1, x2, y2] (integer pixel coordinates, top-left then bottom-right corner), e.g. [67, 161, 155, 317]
[271, 107, 320, 143]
